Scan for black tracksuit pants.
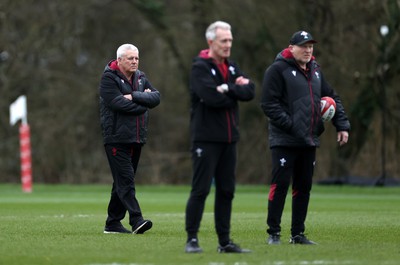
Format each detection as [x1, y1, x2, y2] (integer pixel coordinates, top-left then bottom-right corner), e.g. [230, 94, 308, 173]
[185, 142, 236, 246]
[267, 146, 316, 237]
[104, 143, 144, 228]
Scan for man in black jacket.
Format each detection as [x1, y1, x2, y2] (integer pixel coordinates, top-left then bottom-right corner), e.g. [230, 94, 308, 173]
[184, 21, 255, 253]
[261, 31, 350, 245]
[99, 44, 160, 234]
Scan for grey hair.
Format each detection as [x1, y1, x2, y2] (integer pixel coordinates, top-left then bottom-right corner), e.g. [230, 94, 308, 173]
[116, 44, 139, 59]
[205, 21, 231, 41]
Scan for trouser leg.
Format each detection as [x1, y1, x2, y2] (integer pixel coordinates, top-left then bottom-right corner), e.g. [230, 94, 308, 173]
[291, 147, 315, 236]
[214, 143, 236, 246]
[105, 143, 143, 228]
[185, 142, 216, 239]
[106, 182, 126, 226]
[267, 147, 293, 235]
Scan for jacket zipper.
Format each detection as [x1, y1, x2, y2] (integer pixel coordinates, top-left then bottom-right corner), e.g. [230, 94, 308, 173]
[308, 79, 315, 145]
[132, 73, 140, 143]
[136, 117, 140, 143]
[308, 67, 320, 145]
[226, 110, 232, 143]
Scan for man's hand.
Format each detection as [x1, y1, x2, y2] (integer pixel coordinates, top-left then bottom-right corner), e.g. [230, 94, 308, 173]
[123, 94, 132, 100]
[235, 76, 249, 85]
[337, 131, 349, 146]
[216, 84, 228, 94]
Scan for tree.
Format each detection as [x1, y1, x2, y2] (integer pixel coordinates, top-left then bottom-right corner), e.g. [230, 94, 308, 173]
[1, 0, 399, 184]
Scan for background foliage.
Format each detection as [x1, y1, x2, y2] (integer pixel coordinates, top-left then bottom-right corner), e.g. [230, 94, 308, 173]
[1, 0, 399, 184]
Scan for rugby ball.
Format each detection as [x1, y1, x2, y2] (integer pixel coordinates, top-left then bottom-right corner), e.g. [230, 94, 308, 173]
[320, 97, 336, 122]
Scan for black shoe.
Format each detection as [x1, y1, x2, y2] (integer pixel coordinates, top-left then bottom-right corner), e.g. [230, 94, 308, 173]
[290, 234, 317, 245]
[104, 224, 132, 234]
[217, 240, 251, 253]
[132, 220, 152, 234]
[267, 233, 281, 245]
[185, 238, 203, 253]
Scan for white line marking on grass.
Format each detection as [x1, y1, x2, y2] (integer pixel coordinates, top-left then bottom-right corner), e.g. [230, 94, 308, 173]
[208, 261, 247, 265]
[39, 214, 93, 218]
[291, 261, 355, 265]
[75, 214, 91, 217]
[39, 214, 65, 218]
[86, 261, 356, 265]
[257, 261, 356, 265]
[86, 263, 154, 265]
[151, 213, 184, 217]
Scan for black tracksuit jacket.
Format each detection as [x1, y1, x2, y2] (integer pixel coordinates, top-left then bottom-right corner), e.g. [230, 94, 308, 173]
[190, 52, 255, 143]
[261, 48, 350, 148]
[99, 60, 160, 145]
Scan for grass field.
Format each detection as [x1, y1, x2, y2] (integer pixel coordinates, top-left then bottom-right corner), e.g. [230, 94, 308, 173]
[0, 184, 399, 265]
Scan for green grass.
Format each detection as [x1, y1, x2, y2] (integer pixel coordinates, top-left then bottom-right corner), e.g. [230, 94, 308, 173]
[0, 184, 399, 265]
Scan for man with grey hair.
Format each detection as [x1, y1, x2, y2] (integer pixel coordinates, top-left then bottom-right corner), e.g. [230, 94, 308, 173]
[184, 21, 255, 253]
[99, 43, 160, 235]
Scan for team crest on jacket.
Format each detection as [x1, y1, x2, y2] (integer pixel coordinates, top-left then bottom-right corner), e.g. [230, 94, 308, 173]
[292, 70, 297, 77]
[315, 72, 320, 79]
[211, 68, 216, 76]
[229, 66, 236, 75]
[195, 148, 203, 157]
[121, 79, 125, 83]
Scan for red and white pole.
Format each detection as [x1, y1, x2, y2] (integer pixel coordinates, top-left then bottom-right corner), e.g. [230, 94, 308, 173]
[10, 95, 32, 193]
[19, 123, 32, 193]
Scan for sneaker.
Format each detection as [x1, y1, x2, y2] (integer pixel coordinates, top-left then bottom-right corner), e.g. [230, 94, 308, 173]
[104, 225, 132, 234]
[185, 238, 203, 253]
[267, 233, 281, 245]
[289, 234, 317, 245]
[132, 220, 152, 234]
[217, 240, 251, 253]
